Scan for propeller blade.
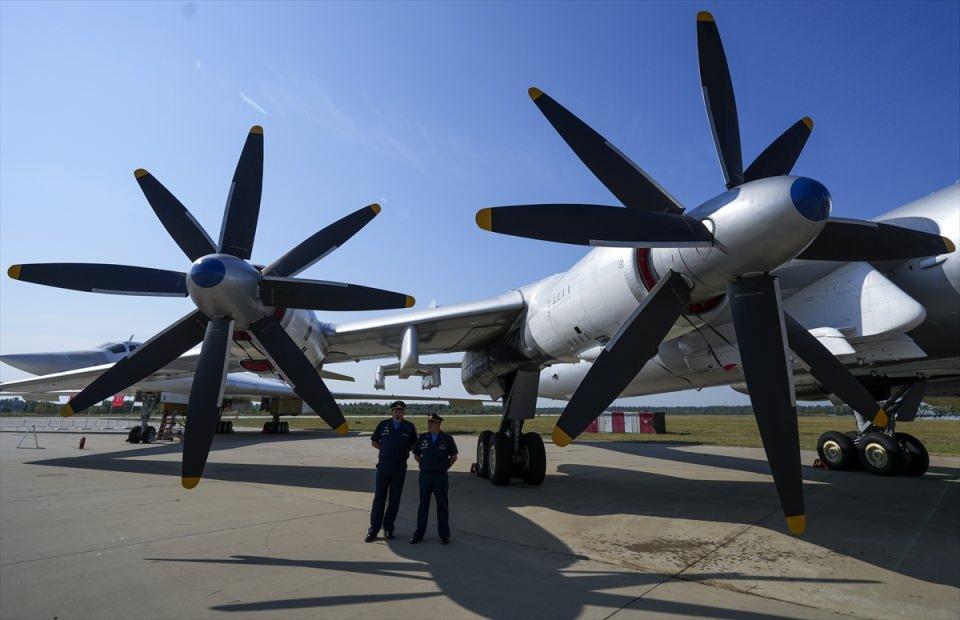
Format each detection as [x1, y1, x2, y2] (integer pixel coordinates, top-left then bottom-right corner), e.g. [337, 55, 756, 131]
[248, 314, 348, 433]
[797, 218, 955, 261]
[743, 118, 813, 182]
[134, 169, 216, 261]
[697, 11, 744, 188]
[528, 88, 684, 214]
[60, 310, 209, 415]
[181, 317, 234, 489]
[475, 204, 712, 248]
[783, 313, 888, 427]
[727, 275, 804, 535]
[218, 126, 264, 259]
[553, 271, 690, 445]
[263, 204, 381, 278]
[7, 263, 187, 297]
[259, 276, 415, 311]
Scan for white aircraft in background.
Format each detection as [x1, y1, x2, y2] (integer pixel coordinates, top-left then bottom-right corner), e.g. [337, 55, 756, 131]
[3, 12, 956, 535]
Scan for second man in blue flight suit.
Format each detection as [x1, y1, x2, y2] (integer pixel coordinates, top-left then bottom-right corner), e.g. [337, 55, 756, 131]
[366, 401, 417, 542]
[410, 412, 458, 545]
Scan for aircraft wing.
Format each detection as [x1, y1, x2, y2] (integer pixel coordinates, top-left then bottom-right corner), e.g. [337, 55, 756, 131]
[321, 290, 526, 361]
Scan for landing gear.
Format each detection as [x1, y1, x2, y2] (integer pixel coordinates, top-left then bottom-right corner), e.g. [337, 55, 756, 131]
[475, 369, 546, 486]
[816, 379, 929, 477]
[216, 420, 234, 434]
[816, 430, 857, 470]
[857, 432, 905, 476]
[261, 419, 289, 434]
[127, 424, 157, 443]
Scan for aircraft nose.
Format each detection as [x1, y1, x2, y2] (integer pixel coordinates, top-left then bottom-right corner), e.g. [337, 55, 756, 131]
[189, 256, 226, 288]
[790, 177, 831, 222]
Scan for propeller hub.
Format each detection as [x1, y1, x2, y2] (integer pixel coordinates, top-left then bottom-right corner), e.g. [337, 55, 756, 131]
[186, 254, 265, 327]
[650, 176, 830, 299]
[790, 177, 831, 221]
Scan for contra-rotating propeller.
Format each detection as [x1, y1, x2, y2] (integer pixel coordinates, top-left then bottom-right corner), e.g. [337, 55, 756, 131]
[8, 126, 415, 488]
[476, 11, 954, 534]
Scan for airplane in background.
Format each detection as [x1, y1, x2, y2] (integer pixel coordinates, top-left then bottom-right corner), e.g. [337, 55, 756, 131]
[2, 12, 957, 535]
[1, 339, 144, 375]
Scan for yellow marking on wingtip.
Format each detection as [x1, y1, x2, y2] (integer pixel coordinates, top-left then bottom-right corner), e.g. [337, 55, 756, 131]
[250, 125, 263, 135]
[874, 408, 889, 428]
[552, 426, 573, 447]
[697, 11, 715, 22]
[476, 209, 493, 231]
[370, 203, 381, 215]
[528, 87, 544, 101]
[802, 117, 814, 131]
[335, 422, 349, 435]
[134, 168, 149, 179]
[7, 264, 22, 280]
[60, 403, 74, 417]
[182, 477, 201, 489]
[786, 515, 806, 535]
[405, 295, 416, 308]
[943, 237, 956, 253]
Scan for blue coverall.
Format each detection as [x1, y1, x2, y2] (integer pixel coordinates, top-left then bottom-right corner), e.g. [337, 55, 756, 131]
[412, 431, 458, 539]
[368, 418, 417, 536]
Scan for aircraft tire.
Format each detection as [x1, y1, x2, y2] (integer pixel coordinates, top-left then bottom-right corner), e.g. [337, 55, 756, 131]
[816, 431, 856, 470]
[488, 432, 512, 486]
[521, 432, 546, 485]
[226, 421, 234, 433]
[476, 430, 493, 478]
[281, 421, 289, 434]
[127, 426, 142, 443]
[896, 432, 929, 476]
[261, 421, 271, 434]
[141, 426, 157, 444]
[858, 432, 905, 476]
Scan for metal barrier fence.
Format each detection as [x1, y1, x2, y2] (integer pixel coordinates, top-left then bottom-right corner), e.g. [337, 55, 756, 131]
[0, 416, 136, 432]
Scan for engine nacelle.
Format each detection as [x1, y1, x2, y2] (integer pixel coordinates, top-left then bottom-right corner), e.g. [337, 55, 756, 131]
[520, 247, 727, 362]
[278, 308, 328, 368]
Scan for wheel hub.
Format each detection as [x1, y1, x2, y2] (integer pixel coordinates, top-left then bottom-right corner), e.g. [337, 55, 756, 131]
[822, 439, 843, 463]
[865, 442, 889, 469]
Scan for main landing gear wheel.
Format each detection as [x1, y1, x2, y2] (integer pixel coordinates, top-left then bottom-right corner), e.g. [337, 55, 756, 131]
[896, 432, 929, 476]
[216, 420, 235, 433]
[476, 430, 493, 478]
[488, 431, 513, 486]
[261, 420, 289, 434]
[520, 432, 546, 485]
[858, 432, 905, 476]
[127, 426, 142, 443]
[141, 425, 157, 443]
[816, 430, 857, 470]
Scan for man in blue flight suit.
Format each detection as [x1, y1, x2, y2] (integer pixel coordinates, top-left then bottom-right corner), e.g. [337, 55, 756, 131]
[365, 400, 417, 542]
[410, 412, 458, 545]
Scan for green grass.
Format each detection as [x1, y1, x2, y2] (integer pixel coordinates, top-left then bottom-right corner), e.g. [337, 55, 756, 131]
[231, 414, 960, 456]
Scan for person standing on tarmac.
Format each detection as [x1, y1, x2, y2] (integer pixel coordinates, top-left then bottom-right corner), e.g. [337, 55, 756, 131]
[410, 412, 458, 545]
[366, 401, 417, 542]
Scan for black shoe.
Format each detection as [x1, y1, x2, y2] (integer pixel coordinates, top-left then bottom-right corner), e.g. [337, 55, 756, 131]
[441, 537, 450, 545]
[384, 531, 395, 540]
[364, 533, 377, 543]
[409, 536, 422, 544]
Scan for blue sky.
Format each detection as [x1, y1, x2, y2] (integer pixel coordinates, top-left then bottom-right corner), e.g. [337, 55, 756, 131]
[1, 1, 958, 406]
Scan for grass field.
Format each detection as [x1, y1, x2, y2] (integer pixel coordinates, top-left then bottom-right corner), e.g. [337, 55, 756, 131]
[232, 414, 960, 456]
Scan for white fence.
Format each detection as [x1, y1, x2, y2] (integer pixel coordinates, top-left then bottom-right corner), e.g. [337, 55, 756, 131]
[0, 416, 136, 432]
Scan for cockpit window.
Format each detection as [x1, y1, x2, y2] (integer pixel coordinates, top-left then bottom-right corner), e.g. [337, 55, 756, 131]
[128, 343, 139, 351]
[107, 344, 126, 354]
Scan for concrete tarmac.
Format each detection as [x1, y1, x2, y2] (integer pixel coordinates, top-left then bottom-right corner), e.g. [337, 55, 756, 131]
[1, 430, 957, 619]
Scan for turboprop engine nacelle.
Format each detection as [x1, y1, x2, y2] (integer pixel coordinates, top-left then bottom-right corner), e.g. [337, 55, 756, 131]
[650, 176, 831, 301]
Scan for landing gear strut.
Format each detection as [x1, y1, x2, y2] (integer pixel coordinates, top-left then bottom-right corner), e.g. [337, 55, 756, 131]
[128, 392, 159, 443]
[475, 369, 546, 486]
[816, 380, 929, 476]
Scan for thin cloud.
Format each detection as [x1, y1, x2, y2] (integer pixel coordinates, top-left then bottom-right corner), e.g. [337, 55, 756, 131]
[239, 92, 268, 115]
